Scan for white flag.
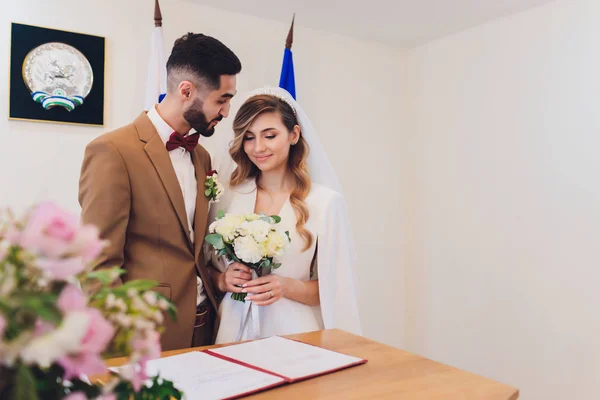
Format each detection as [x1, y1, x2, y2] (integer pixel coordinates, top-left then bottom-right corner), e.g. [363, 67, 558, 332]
[144, 26, 167, 111]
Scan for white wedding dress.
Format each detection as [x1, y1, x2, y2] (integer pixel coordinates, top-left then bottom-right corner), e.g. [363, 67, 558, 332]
[207, 178, 361, 344]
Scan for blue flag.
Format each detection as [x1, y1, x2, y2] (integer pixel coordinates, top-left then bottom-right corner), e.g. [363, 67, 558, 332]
[279, 48, 296, 99]
[279, 15, 296, 99]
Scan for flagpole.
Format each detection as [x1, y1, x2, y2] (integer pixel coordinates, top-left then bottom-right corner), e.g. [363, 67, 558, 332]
[154, 0, 163, 27]
[279, 13, 297, 99]
[144, 0, 167, 110]
[286, 13, 295, 49]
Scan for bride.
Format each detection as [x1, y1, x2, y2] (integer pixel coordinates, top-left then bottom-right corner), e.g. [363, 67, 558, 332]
[206, 86, 361, 343]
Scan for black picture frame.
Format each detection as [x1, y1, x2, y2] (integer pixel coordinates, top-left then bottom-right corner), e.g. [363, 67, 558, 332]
[8, 22, 105, 126]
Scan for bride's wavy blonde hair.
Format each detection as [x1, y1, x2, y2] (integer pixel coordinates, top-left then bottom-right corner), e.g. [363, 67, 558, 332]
[229, 95, 313, 251]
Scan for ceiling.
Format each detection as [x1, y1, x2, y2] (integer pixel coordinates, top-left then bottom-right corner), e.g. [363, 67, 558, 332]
[183, 0, 555, 48]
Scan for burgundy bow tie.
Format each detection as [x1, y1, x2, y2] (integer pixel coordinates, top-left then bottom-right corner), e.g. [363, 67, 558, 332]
[165, 132, 199, 152]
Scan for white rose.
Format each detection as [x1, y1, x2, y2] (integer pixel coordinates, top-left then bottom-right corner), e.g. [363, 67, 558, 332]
[233, 235, 264, 264]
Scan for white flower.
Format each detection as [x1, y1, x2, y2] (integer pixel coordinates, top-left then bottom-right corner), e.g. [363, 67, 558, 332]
[209, 214, 245, 242]
[105, 293, 117, 309]
[240, 220, 271, 243]
[233, 235, 264, 264]
[158, 298, 170, 311]
[127, 288, 137, 298]
[245, 213, 260, 222]
[143, 291, 158, 306]
[265, 230, 290, 257]
[20, 311, 90, 367]
[114, 298, 127, 312]
[134, 317, 153, 331]
[153, 310, 164, 324]
[0, 263, 17, 297]
[113, 313, 133, 328]
[131, 296, 149, 314]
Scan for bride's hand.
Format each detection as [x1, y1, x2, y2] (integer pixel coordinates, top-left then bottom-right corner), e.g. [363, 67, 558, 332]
[218, 262, 252, 293]
[243, 274, 286, 306]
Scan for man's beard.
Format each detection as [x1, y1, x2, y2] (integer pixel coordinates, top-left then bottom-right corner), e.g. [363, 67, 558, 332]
[183, 99, 223, 137]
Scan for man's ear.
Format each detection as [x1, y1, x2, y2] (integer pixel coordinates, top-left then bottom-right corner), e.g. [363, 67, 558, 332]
[178, 80, 193, 100]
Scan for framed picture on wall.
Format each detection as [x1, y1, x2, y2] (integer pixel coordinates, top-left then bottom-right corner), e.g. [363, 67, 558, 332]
[8, 22, 105, 126]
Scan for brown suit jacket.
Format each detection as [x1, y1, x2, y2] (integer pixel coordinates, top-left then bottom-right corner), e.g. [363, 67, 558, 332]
[78, 112, 218, 351]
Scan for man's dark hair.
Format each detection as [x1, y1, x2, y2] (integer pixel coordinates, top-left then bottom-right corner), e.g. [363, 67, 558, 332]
[166, 33, 241, 92]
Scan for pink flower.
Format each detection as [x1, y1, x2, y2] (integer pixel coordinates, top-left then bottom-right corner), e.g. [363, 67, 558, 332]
[20, 202, 79, 258]
[127, 331, 161, 392]
[36, 257, 87, 281]
[19, 202, 106, 277]
[59, 352, 107, 381]
[130, 366, 145, 392]
[58, 285, 87, 313]
[79, 309, 115, 354]
[59, 308, 115, 380]
[72, 225, 105, 262]
[64, 392, 87, 400]
[133, 330, 161, 361]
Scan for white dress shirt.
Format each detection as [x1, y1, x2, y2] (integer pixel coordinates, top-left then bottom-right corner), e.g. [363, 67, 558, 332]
[147, 105, 206, 305]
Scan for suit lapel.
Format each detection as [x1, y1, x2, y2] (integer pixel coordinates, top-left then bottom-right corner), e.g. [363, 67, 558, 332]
[191, 149, 209, 262]
[135, 113, 192, 250]
[191, 148, 218, 309]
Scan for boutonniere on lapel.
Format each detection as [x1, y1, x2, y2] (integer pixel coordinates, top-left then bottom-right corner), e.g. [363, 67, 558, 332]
[204, 170, 224, 203]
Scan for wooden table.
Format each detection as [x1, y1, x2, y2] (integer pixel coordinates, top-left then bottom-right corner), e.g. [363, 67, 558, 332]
[106, 329, 519, 399]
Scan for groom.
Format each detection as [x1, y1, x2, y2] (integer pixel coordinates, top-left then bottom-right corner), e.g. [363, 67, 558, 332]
[78, 33, 241, 350]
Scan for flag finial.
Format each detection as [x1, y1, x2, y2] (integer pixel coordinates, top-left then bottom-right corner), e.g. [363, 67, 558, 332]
[154, 0, 163, 27]
[285, 13, 295, 49]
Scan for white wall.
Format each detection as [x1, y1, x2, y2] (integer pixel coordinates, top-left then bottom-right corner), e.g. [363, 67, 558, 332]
[0, 0, 406, 348]
[404, 0, 600, 398]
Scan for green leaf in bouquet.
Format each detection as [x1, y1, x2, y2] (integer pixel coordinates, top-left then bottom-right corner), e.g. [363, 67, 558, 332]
[231, 292, 247, 302]
[217, 209, 225, 219]
[272, 262, 282, 269]
[15, 364, 39, 400]
[118, 279, 159, 293]
[20, 294, 62, 325]
[204, 188, 212, 197]
[285, 231, 291, 241]
[270, 215, 281, 224]
[205, 233, 225, 250]
[85, 267, 125, 284]
[261, 258, 272, 269]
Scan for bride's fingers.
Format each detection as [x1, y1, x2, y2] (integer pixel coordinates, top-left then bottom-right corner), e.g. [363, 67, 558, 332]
[242, 276, 272, 288]
[229, 278, 249, 291]
[234, 270, 252, 280]
[243, 282, 273, 295]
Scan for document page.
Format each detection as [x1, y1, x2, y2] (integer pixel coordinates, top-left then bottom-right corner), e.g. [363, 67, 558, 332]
[209, 336, 366, 381]
[111, 351, 284, 399]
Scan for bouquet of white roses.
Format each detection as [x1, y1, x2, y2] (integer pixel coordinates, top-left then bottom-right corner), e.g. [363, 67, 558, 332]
[205, 211, 290, 302]
[0, 202, 182, 400]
